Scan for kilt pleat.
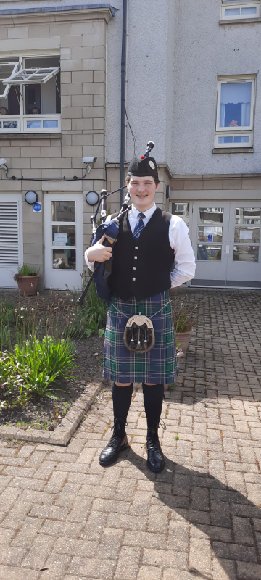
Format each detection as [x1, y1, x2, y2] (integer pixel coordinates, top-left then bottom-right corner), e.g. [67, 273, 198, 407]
[104, 290, 177, 384]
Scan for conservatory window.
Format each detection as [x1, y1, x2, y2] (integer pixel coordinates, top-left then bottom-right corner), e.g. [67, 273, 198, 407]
[0, 55, 60, 133]
[214, 77, 255, 148]
[221, 1, 260, 20]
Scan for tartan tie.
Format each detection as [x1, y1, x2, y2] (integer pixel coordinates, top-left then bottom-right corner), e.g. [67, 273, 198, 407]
[133, 212, 145, 239]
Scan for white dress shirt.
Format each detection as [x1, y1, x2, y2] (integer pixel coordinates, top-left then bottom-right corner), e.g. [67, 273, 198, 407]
[85, 203, 196, 287]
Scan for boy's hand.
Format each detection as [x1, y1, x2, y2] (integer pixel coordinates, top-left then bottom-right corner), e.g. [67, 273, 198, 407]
[85, 235, 113, 263]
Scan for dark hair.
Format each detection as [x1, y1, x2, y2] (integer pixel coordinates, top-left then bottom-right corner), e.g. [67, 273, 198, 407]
[125, 174, 160, 185]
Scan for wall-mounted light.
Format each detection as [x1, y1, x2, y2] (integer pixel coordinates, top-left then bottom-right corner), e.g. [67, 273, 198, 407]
[25, 190, 38, 205]
[85, 190, 99, 206]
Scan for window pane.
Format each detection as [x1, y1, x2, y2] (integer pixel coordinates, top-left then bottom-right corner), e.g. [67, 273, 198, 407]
[235, 207, 261, 225]
[198, 226, 223, 242]
[220, 82, 252, 128]
[43, 119, 58, 128]
[52, 225, 75, 246]
[224, 8, 240, 16]
[241, 7, 257, 15]
[26, 119, 41, 129]
[52, 249, 76, 270]
[199, 207, 224, 225]
[197, 245, 222, 261]
[23, 57, 60, 115]
[6, 86, 20, 115]
[234, 226, 260, 243]
[217, 135, 250, 144]
[51, 201, 75, 222]
[172, 202, 189, 226]
[2, 120, 18, 129]
[25, 84, 41, 114]
[233, 245, 259, 262]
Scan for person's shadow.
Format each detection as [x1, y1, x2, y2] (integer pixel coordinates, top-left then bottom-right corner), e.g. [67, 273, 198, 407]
[121, 447, 261, 579]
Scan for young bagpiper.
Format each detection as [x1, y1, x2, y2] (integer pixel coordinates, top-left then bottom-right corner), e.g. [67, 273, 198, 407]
[85, 146, 196, 472]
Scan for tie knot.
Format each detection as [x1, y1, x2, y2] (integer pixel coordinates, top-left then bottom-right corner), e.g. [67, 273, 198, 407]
[138, 212, 145, 220]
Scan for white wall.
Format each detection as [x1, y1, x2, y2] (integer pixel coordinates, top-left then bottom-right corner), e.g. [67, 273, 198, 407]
[171, 0, 261, 175]
[106, 0, 172, 165]
[4, 0, 261, 177]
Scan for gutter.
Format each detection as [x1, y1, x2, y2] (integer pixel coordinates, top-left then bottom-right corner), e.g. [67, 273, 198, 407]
[0, 3, 117, 17]
[120, 0, 127, 204]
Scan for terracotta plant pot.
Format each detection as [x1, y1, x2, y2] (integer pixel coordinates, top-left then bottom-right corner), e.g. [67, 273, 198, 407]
[15, 275, 40, 297]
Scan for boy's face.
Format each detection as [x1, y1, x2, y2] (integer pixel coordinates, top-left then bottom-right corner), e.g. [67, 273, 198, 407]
[127, 175, 159, 212]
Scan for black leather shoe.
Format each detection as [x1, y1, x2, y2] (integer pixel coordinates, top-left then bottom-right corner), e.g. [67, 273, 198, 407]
[146, 429, 165, 473]
[99, 430, 129, 467]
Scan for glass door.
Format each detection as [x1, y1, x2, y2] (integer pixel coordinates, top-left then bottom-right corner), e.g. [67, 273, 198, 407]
[191, 203, 230, 284]
[226, 203, 261, 284]
[191, 201, 261, 286]
[44, 194, 83, 290]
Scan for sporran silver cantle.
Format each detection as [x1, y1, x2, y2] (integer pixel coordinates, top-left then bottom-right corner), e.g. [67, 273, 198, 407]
[123, 314, 155, 353]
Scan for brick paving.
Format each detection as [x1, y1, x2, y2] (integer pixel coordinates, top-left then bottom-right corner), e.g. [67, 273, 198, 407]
[0, 289, 260, 579]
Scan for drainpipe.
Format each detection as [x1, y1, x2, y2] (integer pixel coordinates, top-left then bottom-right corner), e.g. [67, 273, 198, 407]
[120, 0, 127, 205]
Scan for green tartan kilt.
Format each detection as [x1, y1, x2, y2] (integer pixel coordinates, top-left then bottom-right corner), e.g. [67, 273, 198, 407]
[104, 290, 177, 384]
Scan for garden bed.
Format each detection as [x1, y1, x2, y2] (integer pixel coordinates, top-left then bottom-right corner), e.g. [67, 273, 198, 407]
[0, 289, 105, 433]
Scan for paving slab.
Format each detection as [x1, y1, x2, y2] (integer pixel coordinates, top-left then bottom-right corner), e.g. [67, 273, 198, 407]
[0, 289, 260, 579]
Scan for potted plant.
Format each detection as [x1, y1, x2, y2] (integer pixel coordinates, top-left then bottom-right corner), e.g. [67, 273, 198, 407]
[172, 294, 197, 355]
[14, 264, 40, 296]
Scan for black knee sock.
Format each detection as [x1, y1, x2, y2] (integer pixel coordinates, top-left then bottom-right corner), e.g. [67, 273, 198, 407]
[142, 383, 164, 429]
[112, 383, 133, 427]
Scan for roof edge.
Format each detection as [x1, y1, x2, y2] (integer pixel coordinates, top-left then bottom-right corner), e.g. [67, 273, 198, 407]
[0, 3, 117, 17]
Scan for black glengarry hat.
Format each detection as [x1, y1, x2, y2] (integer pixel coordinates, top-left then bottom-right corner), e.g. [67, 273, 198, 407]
[127, 141, 159, 183]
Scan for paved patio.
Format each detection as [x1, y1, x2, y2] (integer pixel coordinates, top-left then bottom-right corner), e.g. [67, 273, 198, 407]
[0, 289, 260, 579]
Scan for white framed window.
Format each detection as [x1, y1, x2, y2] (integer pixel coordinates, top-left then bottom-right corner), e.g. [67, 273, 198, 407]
[221, 1, 260, 20]
[214, 76, 256, 148]
[172, 202, 190, 227]
[0, 55, 60, 133]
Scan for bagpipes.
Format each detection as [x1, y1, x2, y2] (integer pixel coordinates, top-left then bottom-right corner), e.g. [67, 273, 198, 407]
[78, 141, 155, 306]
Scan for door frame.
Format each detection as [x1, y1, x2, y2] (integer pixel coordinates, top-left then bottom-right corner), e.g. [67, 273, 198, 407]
[44, 192, 83, 290]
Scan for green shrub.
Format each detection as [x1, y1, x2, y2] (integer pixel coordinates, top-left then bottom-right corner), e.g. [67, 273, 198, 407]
[65, 281, 107, 338]
[0, 335, 75, 408]
[15, 263, 39, 277]
[0, 302, 15, 350]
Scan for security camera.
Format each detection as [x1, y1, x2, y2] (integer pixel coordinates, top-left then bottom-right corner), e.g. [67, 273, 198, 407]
[82, 156, 97, 174]
[82, 156, 97, 164]
[0, 158, 8, 175]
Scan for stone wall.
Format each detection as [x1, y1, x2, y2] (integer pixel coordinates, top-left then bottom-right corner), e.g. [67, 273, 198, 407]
[0, 6, 112, 274]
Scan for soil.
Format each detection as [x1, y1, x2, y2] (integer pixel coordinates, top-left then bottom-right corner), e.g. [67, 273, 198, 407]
[0, 289, 105, 430]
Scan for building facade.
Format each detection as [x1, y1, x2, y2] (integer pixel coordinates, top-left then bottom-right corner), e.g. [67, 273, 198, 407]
[0, 0, 115, 290]
[169, 0, 261, 288]
[0, 0, 261, 290]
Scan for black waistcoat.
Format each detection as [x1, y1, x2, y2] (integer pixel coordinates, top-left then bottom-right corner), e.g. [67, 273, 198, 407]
[108, 207, 174, 299]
